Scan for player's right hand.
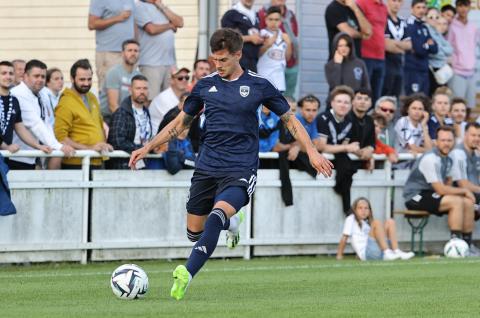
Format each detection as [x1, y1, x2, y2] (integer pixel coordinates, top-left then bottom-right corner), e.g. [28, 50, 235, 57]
[129, 146, 150, 170]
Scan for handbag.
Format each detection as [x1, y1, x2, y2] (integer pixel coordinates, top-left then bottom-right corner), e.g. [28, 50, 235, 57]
[431, 64, 453, 85]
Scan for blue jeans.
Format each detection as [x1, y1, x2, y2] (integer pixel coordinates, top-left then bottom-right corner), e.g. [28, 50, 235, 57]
[363, 58, 386, 104]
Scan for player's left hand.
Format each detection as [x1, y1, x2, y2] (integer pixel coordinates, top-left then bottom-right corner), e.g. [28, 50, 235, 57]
[308, 150, 334, 178]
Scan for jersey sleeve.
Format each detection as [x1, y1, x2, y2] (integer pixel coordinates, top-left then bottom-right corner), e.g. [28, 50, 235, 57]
[325, 4, 348, 29]
[13, 98, 22, 123]
[316, 114, 330, 140]
[183, 79, 205, 117]
[89, 0, 104, 17]
[135, 3, 152, 28]
[418, 154, 442, 184]
[260, 80, 289, 117]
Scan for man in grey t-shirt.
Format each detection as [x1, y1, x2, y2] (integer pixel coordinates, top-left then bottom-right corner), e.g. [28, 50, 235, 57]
[403, 126, 477, 253]
[135, 0, 184, 99]
[88, 0, 135, 93]
[100, 39, 142, 125]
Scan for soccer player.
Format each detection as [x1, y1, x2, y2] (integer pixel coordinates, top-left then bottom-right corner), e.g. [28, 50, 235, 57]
[129, 28, 333, 301]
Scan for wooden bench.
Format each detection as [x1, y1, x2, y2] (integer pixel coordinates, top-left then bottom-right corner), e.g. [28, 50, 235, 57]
[393, 210, 430, 256]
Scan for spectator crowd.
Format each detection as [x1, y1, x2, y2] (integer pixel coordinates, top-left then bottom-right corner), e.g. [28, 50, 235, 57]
[2, 0, 480, 254]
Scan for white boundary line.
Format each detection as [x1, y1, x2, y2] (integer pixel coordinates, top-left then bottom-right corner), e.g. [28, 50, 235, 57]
[1, 259, 480, 279]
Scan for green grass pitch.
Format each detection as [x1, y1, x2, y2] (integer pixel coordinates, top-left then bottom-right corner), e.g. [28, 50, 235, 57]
[1, 256, 480, 318]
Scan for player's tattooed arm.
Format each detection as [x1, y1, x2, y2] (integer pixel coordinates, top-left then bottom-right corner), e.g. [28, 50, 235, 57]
[181, 113, 194, 129]
[280, 111, 298, 138]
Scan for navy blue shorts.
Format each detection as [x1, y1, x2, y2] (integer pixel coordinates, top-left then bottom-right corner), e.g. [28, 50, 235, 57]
[186, 169, 257, 216]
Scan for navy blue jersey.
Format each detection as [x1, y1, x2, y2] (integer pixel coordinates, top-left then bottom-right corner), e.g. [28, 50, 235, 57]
[317, 110, 353, 145]
[183, 70, 289, 173]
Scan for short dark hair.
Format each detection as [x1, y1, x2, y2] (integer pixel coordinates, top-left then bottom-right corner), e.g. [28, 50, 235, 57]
[436, 125, 455, 137]
[465, 122, 480, 131]
[131, 74, 148, 84]
[122, 39, 139, 51]
[193, 59, 209, 70]
[330, 85, 354, 101]
[411, 0, 426, 7]
[455, 0, 470, 7]
[400, 93, 431, 116]
[25, 59, 47, 74]
[0, 61, 14, 68]
[451, 97, 467, 107]
[298, 94, 320, 109]
[46, 67, 61, 84]
[441, 4, 456, 13]
[354, 88, 372, 99]
[210, 28, 243, 54]
[266, 5, 282, 16]
[70, 59, 92, 79]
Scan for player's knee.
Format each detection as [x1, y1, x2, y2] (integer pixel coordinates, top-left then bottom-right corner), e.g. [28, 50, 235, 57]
[187, 228, 203, 242]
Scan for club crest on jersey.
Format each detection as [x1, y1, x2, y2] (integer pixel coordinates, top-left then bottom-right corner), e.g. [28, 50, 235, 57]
[239, 85, 250, 97]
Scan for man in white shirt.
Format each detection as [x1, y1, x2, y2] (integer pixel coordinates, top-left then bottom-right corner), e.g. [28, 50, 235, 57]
[149, 67, 190, 133]
[10, 60, 74, 169]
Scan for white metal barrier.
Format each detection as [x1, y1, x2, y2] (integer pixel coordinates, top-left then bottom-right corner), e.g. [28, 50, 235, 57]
[0, 150, 471, 263]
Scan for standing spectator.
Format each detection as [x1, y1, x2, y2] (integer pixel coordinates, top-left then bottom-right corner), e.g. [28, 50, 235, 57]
[437, 15, 449, 36]
[451, 97, 467, 144]
[10, 60, 74, 170]
[373, 96, 397, 147]
[55, 59, 113, 169]
[317, 86, 360, 215]
[425, 7, 453, 95]
[258, 0, 300, 98]
[383, 0, 411, 99]
[257, 6, 292, 93]
[88, 0, 135, 92]
[99, 39, 141, 125]
[447, 0, 480, 109]
[11, 59, 26, 87]
[441, 4, 456, 26]
[394, 93, 432, 162]
[325, 33, 370, 93]
[356, 0, 388, 104]
[107, 75, 152, 169]
[427, 91, 453, 141]
[188, 59, 211, 92]
[149, 67, 190, 134]
[404, 0, 438, 95]
[403, 126, 477, 254]
[42, 68, 64, 129]
[349, 89, 376, 168]
[325, 0, 372, 60]
[0, 148, 16, 216]
[0, 61, 52, 169]
[135, 0, 184, 99]
[221, 0, 264, 72]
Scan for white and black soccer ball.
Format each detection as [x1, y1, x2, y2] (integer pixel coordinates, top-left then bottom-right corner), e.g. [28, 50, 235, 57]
[444, 238, 469, 258]
[110, 264, 149, 300]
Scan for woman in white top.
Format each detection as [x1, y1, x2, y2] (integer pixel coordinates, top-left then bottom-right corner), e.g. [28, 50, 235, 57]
[336, 197, 414, 261]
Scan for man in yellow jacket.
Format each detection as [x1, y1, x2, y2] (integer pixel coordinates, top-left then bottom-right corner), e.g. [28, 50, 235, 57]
[54, 59, 113, 168]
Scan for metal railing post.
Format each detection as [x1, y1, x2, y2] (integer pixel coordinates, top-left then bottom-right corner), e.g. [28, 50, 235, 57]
[81, 156, 91, 264]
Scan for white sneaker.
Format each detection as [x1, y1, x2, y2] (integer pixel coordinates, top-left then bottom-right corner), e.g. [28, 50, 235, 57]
[394, 249, 415, 260]
[383, 249, 401, 261]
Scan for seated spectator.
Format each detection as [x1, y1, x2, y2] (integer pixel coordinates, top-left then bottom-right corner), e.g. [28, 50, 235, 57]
[163, 122, 196, 175]
[425, 7, 453, 95]
[450, 97, 468, 144]
[404, 0, 438, 95]
[336, 197, 414, 261]
[317, 85, 359, 215]
[403, 126, 478, 255]
[258, 106, 289, 153]
[55, 59, 113, 169]
[394, 93, 432, 158]
[257, 6, 292, 93]
[427, 91, 453, 141]
[107, 75, 152, 169]
[158, 92, 189, 133]
[451, 123, 480, 222]
[372, 113, 398, 164]
[100, 39, 142, 125]
[325, 32, 370, 93]
[188, 59, 211, 92]
[11, 59, 25, 87]
[373, 96, 397, 147]
[149, 67, 190, 133]
[0, 61, 51, 169]
[440, 4, 456, 26]
[11, 59, 74, 170]
[349, 89, 375, 168]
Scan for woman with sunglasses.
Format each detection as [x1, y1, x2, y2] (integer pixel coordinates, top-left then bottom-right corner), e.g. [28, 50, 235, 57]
[425, 7, 453, 95]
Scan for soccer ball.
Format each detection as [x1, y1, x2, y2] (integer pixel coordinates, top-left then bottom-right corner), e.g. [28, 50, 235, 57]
[110, 264, 149, 300]
[444, 238, 469, 258]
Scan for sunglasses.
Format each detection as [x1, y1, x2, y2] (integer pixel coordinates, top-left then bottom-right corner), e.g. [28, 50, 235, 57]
[175, 75, 190, 81]
[380, 107, 395, 114]
[427, 15, 439, 20]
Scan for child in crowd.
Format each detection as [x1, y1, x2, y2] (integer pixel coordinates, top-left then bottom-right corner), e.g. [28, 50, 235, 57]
[372, 113, 398, 164]
[337, 197, 415, 261]
[257, 6, 292, 92]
